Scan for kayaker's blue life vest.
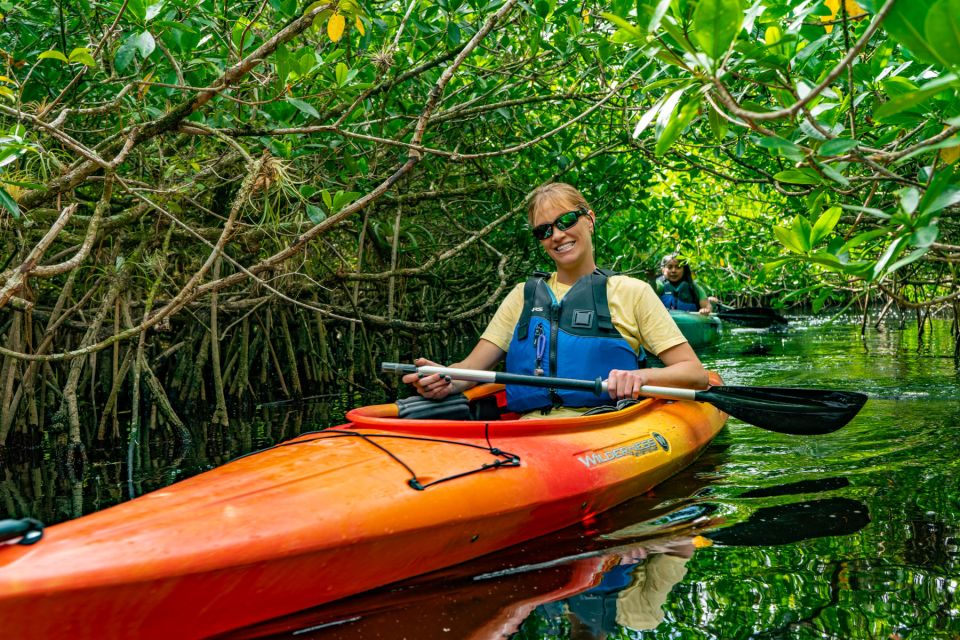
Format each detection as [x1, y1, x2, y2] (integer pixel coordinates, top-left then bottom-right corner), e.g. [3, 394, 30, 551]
[656, 276, 699, 312]
[505, 270, 645, 413]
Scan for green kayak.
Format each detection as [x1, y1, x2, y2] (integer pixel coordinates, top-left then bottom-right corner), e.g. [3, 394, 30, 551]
[669, 310, 721, 351]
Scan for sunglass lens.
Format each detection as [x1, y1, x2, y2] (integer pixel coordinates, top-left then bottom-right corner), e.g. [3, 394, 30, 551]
[553, 210, 581, 231]
[532, 224, 552, 240]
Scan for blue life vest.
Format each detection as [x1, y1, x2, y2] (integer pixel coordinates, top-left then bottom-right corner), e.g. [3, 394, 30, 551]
[656, 276, 699, 312]
[505, 270, 644, 413]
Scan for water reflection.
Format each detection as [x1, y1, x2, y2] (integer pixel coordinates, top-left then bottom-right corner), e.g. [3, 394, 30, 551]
[221, 488, 869, 640]
[2, 317, 959, 639]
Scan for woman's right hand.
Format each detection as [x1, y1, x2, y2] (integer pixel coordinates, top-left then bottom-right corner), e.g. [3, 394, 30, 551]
[401, 357, 456, 400]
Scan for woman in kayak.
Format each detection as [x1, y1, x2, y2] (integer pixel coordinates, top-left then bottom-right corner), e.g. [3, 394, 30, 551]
[403, 183, 708, 417]
[654, 253, 712, 316]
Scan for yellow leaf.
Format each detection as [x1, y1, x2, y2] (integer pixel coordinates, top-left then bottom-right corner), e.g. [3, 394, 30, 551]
[138, 71, 153, 99]
[765, 26, 781, 46]
[327, 13, 345, 42]
[692, 535, 713, 548]
[355, 16, 365, 36]
[581, 9, 590, 24]
[823, 0, 867, 33]
[942, 143, 960, 165]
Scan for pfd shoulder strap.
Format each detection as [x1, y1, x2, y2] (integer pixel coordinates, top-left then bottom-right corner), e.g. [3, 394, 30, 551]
[592, 268, 615, 333]
[517, 271, 550, 341]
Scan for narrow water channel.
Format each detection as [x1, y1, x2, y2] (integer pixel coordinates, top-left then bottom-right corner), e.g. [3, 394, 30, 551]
[2, 314, 958, 639]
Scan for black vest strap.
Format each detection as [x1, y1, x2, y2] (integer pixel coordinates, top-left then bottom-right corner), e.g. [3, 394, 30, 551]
[518, 269, 620, 339]
[592, 268, 616, 333]
[517, 271, 550, 340]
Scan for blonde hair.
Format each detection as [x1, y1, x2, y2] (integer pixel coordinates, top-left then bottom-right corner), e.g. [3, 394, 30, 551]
[526, 183, 590, 226]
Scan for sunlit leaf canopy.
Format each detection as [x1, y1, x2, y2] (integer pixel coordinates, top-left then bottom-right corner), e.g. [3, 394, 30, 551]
[0, 0, 957, 386]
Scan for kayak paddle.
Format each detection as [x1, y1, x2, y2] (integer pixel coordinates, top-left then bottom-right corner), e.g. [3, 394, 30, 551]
[0, 518, 43, 545]
[381, 363, 867, 435]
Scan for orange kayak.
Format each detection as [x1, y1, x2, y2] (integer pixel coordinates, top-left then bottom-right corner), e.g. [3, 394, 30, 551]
[0, 378, 726, 639]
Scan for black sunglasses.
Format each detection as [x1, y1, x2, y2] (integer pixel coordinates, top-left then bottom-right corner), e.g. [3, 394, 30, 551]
[531, 206, 589, 241]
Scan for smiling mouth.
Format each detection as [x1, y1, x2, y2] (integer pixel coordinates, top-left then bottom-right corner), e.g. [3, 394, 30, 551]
[553, 241, 575, 253]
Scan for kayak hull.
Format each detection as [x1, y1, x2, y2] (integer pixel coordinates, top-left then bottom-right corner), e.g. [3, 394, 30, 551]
[669, 310, 722, 350]
[0, 381, 726, 639]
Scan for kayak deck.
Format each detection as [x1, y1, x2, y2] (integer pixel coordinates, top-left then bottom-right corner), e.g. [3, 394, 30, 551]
[0, 380, 726, 639]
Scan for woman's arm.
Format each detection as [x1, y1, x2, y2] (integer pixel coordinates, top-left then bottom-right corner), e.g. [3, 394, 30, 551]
[695, 281, 712, 315]
[606, 342, 709, 400]
[401, 339, 505, 399]
[698, 296, 712, 315]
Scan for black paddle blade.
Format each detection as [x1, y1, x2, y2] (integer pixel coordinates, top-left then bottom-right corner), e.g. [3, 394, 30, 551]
[707, 497, 869, 546]
[717, 307, 788, 328]
[698, 385, 868, 435]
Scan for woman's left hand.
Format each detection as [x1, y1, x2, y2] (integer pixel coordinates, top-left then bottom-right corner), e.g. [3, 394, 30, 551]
[698, 307, 711, 315]
[606, 369, 649, 400]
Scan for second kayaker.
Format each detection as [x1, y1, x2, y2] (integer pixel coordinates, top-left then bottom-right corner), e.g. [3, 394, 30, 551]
[655, 253, 713, 315]
[403, 182, 708, 417]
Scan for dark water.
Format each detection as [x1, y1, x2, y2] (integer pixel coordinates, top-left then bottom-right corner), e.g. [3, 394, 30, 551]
[3, 315, 960, 639]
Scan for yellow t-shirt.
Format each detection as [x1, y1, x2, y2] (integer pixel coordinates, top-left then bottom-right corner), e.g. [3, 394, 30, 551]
[479, 272, 686, 357]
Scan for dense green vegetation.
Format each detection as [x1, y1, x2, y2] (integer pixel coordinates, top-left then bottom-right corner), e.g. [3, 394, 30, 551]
[0, 0, 957, 468]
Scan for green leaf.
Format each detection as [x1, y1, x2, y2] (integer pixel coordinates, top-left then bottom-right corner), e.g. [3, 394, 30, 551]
[331, 190, 360, 212]
[305, 203, 326, 224]
[917, 168, 957, 215]
[925, 0, 960, 68]
[792, 215, 813, 252]
[68, 48, 97, 67]
[758, 135, 802, 162]
[899, 187, 920, 214]
[654, 88, 685, 141]
[879, 0, 946, 67]
[840, 228, 890, 254]
[633, 96, 664, 138]
[805, 252, 843, 269]
[773, 169, 822, 185]
[38, 50, 69, 64]
[655, 96, 700, 156]
[321, 189, 332, 209]
[286, 97, 320, 119]
[871, 237, 907, 280]
[874, 73, 959, 121]
[818, 163, 849, 187]
[762, 257, 793, 273]
[145, 1, 165, 21]
[911, 224, 940, 247]
[886, 248, 930, 275]
[840, 204, 891, 219]
[127, 0, 146, 21]
[691, 0, 743, 61]
[600, 12, 645, 40]
[707, 105, 727, 141]
[810, 206, 841, 245]
[335, 62, 348, 87]
[818, 138, 859, 157]
[647, 0, 672, 31]
[114, 43, 136, 72]
[132, 31, 156, 59]
[773, 217, 811, 254]
[0, 185, 19, 219]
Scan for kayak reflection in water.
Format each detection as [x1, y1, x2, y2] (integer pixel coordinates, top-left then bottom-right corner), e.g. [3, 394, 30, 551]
[402, 183, 708, 417]
[540, 539, 696, 639]
[521, 496, 871, 639]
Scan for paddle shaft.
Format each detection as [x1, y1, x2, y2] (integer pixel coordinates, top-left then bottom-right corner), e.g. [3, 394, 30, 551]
[381, 363, 698, 402]
[382, 362, 867, 434]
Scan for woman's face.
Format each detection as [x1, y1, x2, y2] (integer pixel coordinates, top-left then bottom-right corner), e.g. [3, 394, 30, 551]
[662, 259, 683, 283]
[533, 199, 594, 270]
